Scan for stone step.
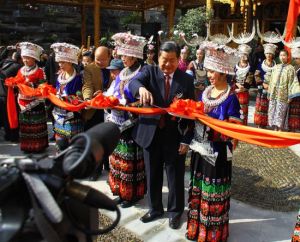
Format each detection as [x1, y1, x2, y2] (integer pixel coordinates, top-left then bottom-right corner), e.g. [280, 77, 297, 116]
[0, 9, 14, 15]
[0, 16, 14, 24]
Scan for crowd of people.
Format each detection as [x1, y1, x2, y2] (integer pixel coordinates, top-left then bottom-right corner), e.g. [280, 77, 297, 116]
[0, 31, 300, 242]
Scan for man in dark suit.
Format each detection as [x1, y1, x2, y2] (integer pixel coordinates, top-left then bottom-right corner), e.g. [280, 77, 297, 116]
[129, 41, 194, 229]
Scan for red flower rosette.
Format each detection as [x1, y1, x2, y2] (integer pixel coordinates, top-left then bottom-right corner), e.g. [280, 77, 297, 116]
[37, 83, 56, 97]
[167, 99, 204, 120]
[89, 93, 119, 109]
[5, 75, 26, 87]
[70, 98, 80, 106]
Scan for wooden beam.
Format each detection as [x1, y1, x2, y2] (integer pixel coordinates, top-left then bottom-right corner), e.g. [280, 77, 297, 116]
[94, 0, 100, 47]
[24, 0, 145, 11]
[143, 0, 165, 9]
[167, 0, 175, 38]
[22, 0, 90, 6]
[81, 5, 87, 47]
[24, 0, 205, 11]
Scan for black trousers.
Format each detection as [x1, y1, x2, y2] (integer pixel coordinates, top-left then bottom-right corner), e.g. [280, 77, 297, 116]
[84, 109, 104, 131]
[0, 96, 19, 141]
[143, 126, 186, 218]
[83, 109, 110, 171]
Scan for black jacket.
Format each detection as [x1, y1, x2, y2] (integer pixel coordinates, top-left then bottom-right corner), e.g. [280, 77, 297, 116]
[0, 59, 22, 97]
[129, 65, 195, 148]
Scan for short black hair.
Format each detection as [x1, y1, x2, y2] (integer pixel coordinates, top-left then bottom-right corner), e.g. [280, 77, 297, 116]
[14, 51, 22, 62]
[159, 41, 180, 58]
[83, 51, 92, 57]
[280, 49, 288, 56]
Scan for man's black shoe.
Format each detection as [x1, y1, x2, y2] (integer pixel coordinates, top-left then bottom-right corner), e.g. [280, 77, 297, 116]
[120, 200, 134, 208]
[140, 211, 163, 223]
[4, 134, 10, 141]
[169, 215, 181, 229]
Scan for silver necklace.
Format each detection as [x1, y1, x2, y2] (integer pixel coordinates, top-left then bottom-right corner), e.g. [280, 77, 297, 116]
[235, 63, 250, 83]
[119, 65, 141, 81]
[261, 60, 276, 73]
[21, 65, 38, 78]
[202, 85, 231, 110]
[57, 68, 76, 85]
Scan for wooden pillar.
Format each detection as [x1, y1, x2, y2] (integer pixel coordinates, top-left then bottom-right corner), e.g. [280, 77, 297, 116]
[81, 5, 87, 47]
[167, 0, 175, 38]
[243, 0, 252, 32]
[248, 1, 253, 33]
[253, 0, 257, 17]
[206, 0, 213, 12]
[230, 0, 236, 15]
[94, 0, 100, 47]
[206, 0, 213, 35]
[243, 1, 248, 32]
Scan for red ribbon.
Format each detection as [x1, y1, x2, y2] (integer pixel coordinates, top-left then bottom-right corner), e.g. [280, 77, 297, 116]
[5, 75, 27, 129]
[6, 86, 18, 129]
[89, 92, 120, 108]
[5, 79, 300, 148]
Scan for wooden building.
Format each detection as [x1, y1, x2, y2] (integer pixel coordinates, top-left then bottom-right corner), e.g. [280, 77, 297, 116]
[21, 0, 289, 47]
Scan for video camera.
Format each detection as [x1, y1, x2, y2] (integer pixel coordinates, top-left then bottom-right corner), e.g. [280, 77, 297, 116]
[0, 122, 121, 242]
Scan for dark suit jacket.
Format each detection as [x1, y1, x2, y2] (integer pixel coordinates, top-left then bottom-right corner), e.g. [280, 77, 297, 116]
[129, 65, 195, 148]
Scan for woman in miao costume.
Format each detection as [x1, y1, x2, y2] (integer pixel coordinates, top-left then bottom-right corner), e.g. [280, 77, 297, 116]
[186, 42, 242, 242]
[178, 46, 190, 72]
[292, 206, 300, 241]
[16, 42, 49, 152]
[288, 47, 300, 132]
[253, 43, 277, 128]
[187, 47, 208, 99]
[186, 41, 242, 242]
[233, 44, 253, 125]
[144, 44, 157, 66]
[291, 52, 300, 236]
[107, 33, 147, 208]
[267, 49, 296, 131]
[50, 43, 84, 152]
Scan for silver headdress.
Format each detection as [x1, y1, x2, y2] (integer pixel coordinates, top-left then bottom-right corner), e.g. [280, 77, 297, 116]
[158, 30, 168, 44]
[19, 42, 44, 62]
[207, 22, 232, 45]
[51, 42, 79, 65]
[111, 32, 146, 59]
[200, 41, 239, 75]
[178, 26, 208, 47]
[177, 22, 233, 47]
[256, 20, 286, 44]
[230, 21, 255, 44]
